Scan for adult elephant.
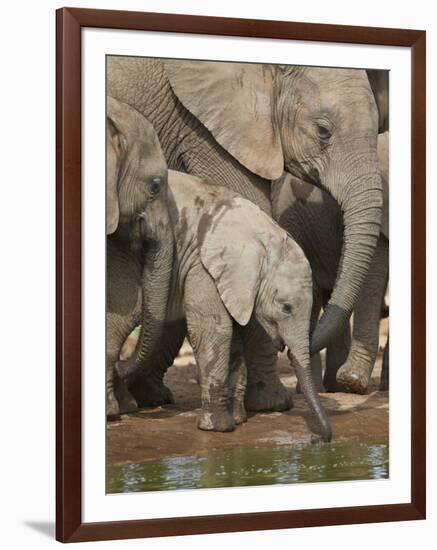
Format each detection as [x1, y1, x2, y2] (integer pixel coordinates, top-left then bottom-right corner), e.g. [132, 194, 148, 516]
[107, 58, 383, 407]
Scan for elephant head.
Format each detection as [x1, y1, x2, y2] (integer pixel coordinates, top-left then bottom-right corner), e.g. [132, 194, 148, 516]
[165, 61, 383, 355]
[106, 95, 169, 233]
[199, 197, 331, 442]
[107, 96, 174, 365]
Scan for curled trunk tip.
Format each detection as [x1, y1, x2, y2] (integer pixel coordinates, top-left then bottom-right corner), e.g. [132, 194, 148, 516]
[310, 304, 350, 356]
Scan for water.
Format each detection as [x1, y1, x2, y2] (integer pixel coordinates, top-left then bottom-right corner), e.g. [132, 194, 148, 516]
[107, 439, 389, 494]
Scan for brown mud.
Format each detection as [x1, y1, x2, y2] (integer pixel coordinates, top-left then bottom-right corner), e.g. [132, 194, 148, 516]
[108, 320, 388, 468]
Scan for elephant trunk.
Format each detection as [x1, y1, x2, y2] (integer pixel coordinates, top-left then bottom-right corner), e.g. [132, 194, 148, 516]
[116, 197, 174, 380]
[287, 343, 331, 442]
[310, 157, 383, 355]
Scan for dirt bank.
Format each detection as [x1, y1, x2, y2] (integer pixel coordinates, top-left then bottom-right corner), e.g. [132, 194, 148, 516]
[107, 320, 389, 467]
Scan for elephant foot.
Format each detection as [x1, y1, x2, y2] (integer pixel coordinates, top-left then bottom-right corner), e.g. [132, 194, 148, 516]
[336, 362, 371, 395]
[245, 379, 293, 412]
[106, 393, 120, 420]
[233, 400, 248, 425]
[198, 408, 236, 432]
[129, 374, 174, 408]
[114, 377, 138, 414]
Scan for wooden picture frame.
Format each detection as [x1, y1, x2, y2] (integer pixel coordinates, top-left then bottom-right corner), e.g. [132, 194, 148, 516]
[56, 7, 426, 543]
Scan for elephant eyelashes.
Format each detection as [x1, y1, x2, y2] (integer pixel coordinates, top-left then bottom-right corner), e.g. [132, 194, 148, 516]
[281, 303, 293, 314]
[316, 123, 332, 141]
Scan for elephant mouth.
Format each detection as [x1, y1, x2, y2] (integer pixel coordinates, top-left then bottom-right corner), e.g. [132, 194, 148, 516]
[274, 338, 285, 353]
[285, 163, 324, 192]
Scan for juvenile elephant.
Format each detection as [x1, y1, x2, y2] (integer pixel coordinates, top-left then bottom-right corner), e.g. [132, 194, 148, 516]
[272, 132, 389, 394]
[106, 96, 173, 417]
[108, 58, 383, 410]
[117, 170, 331, 440]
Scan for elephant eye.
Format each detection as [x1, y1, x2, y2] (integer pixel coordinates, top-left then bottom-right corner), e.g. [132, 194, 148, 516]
[316, 123, 332, 141]
[282, 303, 292, 315]
[148, 176, 163, 195]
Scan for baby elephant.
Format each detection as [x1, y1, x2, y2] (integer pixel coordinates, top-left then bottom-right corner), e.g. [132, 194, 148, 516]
[117, 170, 332, 441]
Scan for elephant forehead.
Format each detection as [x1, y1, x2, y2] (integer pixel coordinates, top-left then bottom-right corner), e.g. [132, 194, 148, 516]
[307, 67, 368, 86]
[293, 68, 374, 115]
[277, 283, 312, 308]
[276, 251, 312, 279]
[271, 268, 312, 307]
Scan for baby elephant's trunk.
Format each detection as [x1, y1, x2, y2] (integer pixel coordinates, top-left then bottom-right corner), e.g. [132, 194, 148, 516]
[287, 345, 332, 442]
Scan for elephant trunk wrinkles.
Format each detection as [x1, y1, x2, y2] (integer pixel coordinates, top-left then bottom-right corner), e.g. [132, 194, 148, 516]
[287, 343, 332, 442]
[116, 201, 174, 381]
[310, 160, 383, 355]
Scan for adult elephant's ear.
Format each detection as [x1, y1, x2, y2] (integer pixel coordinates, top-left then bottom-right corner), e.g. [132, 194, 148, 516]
[199, 198, 267, 326]
[164, 60, 284, 180]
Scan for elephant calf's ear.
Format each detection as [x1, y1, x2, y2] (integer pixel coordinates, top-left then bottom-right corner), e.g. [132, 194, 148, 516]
[106, 122, 121, 235]
[199, 203, 265, 326]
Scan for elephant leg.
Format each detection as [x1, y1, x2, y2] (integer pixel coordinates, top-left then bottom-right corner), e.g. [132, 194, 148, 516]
[310, 351, 325, 392]
[336, 236, 389, 394]
[106, 344, 120, 419]
[380, 295, 389, 319]
[114, 371, 138, 414]
[229, 328, 248, 425]
[107, 316, 139, 418]
[243, 318, 293, 412]
[127, 319, 186, 408]
[106, 241, 143, 418]
[323, 322, 351, 392]
[184, 265, 235, 432]
[380, 334, 389, 390]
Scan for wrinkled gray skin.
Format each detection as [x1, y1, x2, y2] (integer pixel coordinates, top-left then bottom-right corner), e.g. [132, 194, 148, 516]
[116, 170, 331, 440]
[106, 96, 173, 418]
[272, 132, 389, 394]
[336, 131, 389, 392]
[366, 70, 389, 133]
[107, 57, 284, 412]
[107, 57, 382, 409]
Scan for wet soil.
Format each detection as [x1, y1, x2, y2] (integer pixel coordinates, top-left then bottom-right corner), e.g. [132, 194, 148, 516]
[107, 320, 389, 471]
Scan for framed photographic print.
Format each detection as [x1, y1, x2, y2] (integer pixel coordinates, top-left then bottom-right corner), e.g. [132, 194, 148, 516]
[56, 7, 426, 543]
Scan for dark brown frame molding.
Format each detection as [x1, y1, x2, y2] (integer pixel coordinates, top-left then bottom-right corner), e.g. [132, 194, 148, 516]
[56, 7, 426, 543]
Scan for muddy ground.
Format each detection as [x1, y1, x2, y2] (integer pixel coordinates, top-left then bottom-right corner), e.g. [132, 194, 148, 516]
[107, 319, 389, 467]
